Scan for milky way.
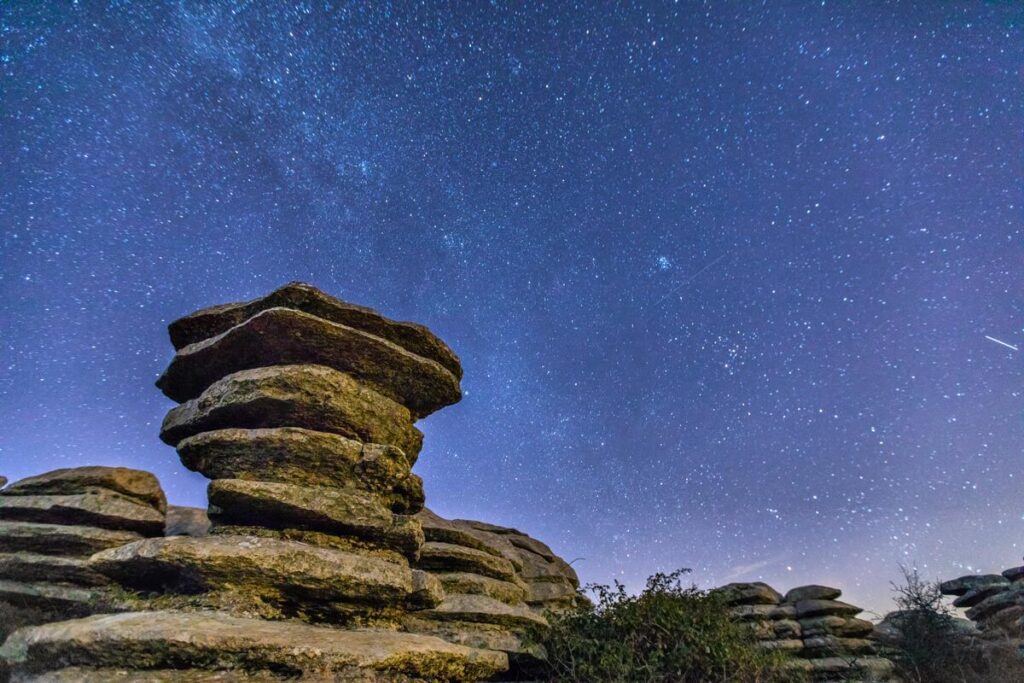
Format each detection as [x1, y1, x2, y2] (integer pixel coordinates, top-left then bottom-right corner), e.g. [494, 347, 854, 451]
[2, 2, 1022, 615]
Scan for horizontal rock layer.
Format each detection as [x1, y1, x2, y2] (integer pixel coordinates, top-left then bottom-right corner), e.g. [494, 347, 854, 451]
[0, 489, 165, 536]
[88, 535, 437, 610]
[1, 467, 166, 514]
[207, 478, 423, 559]
[167, 281, 463, 379]
[0, 611, 507, 682]
[158, 307, 460, 417]
[178, 427, 423, 512]
[0, 521, 143, 557]
[160, 365, 423, 458]
[0, 553, 111, 587]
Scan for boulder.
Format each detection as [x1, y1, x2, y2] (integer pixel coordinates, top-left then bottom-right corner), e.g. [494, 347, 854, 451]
[730, 604, 796, 621]
[88, 535, 434, 609]
[713, 582, 783, 606]
[964, 584, 1024, 622]
[1, 467, 166, 514]
[801, 635, 875, 657]
[793, 599, 862, 619]
[800, 655, 894, 678]
[164, 505, 211, 537]
[0, 553, 111, 587]
[953, 583, 1011, 608]
[159, 365, 423, 458]
[798, 615, 874, 638]
[157, 307, 460, 418]
[207, 479, 423, 559]
[178, 428, 422, 510]
[782, 585, 841, 603]
[0, 521, 143, 557]
[167, 282, 463, 379]
[939, 574, 1009, 597]
[417, 542, 517, 582]
[1002, 565, 1024, 582]
[0, 489, 165, 536]
[0, 610, 507, 682]
[757, 639, 803, 653]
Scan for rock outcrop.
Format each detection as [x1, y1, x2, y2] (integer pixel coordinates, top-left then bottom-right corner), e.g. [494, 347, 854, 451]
[713, 582, 896, 682]
[408, 508, 580, 673]
[0, 467, 166, 616]
[1, 284, 541, 682]
[940, 559, 1024, 646]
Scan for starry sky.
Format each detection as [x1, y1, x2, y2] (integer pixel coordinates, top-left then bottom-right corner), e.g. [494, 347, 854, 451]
[2, 2, 1023, 616]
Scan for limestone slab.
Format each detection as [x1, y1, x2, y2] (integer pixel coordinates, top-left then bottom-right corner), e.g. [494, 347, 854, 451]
[0, 521, 143, 557]
[88, 535, 430, 608]
[167, 282, 463, 379]
[1, 610, 507, 682]
[160, 365, 423, 458]
[158, 307, 460, 418]
[417, 542, 517, 582]
[2, 467, 166, 514]
[0, 489, 165, 536]
[178, 427, 422, 511]
[0, 553, 111, 587]
[207, 479, 423, 559]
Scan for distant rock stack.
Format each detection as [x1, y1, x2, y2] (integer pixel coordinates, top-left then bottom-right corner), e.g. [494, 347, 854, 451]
[941, 562, 1024, 645]
[407, 508, 580, 673]
[714, 582, 896, 682]
[163, 504, 210, 537]
[1, 284, 506, 682]
[0, 467, 166, 616]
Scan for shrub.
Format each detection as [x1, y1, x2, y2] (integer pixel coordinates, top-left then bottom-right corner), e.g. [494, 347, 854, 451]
[535, 568, 805, 683]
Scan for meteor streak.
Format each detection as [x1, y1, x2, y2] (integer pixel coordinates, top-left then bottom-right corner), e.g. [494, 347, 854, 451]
[985, 335, 1018, 351]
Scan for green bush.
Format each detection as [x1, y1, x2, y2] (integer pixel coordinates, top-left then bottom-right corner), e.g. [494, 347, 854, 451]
[536, 568, 805, 683]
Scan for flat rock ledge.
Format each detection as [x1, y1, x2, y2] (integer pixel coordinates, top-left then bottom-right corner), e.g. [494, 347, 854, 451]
[0, 610, 507, 683]
[157, 307, 460, 418]
[159, 364, 423, 458]
[1, 467, 166, 514]
[88, 535, 436, 610]
[167, 281, 463, 380]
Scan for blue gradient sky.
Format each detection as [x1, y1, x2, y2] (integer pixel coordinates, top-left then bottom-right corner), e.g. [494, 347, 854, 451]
[2, 2, 1023, 615]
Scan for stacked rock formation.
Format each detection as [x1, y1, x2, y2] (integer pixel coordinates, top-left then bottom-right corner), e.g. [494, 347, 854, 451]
[714, 582, 895, 681]
[1, 283, 510, 681]
[0, 467, 166, 617]
[407, 508, 580, 673]
[940, 560, 1024, 645]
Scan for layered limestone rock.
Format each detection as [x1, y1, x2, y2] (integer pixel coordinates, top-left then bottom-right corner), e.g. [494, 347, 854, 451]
[2, 284, 512, 682]
[0, 467, 166, 616]
[940, 559, 1024, 646]
[714, 582, 895, 682]
[0, 611, 505, 682]
[407, 508, 580, 674]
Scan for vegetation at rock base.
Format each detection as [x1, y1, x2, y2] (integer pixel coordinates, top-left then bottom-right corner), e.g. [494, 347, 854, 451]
[534, 568, 806, 683]
[880, 566, 1024, 683]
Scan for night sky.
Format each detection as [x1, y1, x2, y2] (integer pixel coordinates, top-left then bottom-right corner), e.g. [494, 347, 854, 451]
[2, 2, 1023, 616]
